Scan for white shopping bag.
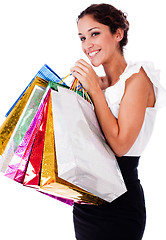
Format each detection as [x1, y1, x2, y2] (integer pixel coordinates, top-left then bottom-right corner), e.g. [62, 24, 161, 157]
[51, 87, 127, 203]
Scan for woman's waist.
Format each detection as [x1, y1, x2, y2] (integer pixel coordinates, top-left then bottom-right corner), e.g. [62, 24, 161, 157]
[115, 155, 140, 188]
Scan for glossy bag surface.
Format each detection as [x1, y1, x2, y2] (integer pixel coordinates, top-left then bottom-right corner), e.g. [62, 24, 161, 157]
[51, 87, 127, 203]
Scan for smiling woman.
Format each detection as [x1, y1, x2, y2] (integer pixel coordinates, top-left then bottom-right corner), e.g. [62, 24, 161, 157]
[70, 3, 166, 240]
[78, 27, 103, 60]
[77, 3, 129, 55]
[77, 17, 121, 68]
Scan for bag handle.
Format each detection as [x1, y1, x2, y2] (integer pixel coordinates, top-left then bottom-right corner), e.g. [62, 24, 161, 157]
[59, 73, 91, 103]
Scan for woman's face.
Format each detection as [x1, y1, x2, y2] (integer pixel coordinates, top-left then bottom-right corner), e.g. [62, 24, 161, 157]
[77, 15, 120, 67]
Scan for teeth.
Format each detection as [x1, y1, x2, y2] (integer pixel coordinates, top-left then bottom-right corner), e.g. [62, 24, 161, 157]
[89, 50, 99, 57]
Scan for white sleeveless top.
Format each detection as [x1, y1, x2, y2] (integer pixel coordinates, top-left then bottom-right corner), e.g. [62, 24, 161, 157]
[104, 61, 166, 156]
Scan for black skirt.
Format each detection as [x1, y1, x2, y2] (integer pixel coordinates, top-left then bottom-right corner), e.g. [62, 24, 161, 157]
[73, 156, 146, 240]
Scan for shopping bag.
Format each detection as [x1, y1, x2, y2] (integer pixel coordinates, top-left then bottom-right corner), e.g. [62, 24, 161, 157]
[39, 191, 74, 206]
[0, 77, 48, 158]
[4, 87, 50, 181]
[0, 64, 72, 159]
[0, 67, 103, 205]
[5, 64, 62, 117]
[0, 85, 46, 172]
[39, 84, 104, 205]
[23, 89, 50, 186]
[0, 62, 67, 158]
[51, 87, 127, 203]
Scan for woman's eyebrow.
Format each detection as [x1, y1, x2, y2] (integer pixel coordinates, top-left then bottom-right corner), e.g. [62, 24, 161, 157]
[78, 27, 100, 36]
[88, 27, 99, 32]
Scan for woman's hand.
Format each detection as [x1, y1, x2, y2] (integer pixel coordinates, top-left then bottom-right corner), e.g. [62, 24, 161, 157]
[70, 59, 101, 95]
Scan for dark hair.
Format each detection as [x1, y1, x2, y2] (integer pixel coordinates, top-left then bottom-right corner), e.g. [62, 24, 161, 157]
[77, 4, 129, 54]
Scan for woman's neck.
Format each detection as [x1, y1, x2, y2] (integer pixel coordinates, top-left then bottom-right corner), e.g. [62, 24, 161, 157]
[103, 52, 127, 87]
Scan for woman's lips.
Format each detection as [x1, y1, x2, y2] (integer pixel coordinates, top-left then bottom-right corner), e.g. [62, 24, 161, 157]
[88, 49, 101, 57]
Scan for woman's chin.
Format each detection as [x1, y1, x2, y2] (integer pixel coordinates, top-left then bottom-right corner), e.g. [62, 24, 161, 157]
[90, 60, 101, 67]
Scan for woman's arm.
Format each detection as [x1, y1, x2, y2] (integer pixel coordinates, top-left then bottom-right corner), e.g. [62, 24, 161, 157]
[91, 69, 151, 156]
[71, 59, 154, 156]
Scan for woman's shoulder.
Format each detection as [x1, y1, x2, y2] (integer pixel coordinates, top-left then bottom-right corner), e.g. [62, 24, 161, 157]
[125, 64, 152, 86]
[125, 66, 156, 108]
[120, 61, 155, 81]
[123, 61, 160, 95]
[124, 61, 166, 109]
[124, 61, 160, 82]
[117, 61, 155, 95]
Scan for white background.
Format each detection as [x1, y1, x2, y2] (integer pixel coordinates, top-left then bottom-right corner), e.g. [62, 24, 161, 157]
[0, 0, 166, 239]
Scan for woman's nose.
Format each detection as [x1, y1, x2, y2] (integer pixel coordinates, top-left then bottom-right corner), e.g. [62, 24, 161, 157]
[84, 38, 94, 49]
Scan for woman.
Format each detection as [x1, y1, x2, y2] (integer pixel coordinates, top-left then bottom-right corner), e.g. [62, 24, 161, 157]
[70, 3, 165, 240]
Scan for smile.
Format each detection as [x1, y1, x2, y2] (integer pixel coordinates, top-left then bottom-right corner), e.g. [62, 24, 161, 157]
[88, 50, 101, 57]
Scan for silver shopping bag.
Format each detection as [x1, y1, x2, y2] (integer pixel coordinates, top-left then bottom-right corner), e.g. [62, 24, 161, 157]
[51, 87, 127, 203]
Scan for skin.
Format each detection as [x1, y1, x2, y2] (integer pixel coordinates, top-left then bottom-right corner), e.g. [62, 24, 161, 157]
[71, 15, 155, 157]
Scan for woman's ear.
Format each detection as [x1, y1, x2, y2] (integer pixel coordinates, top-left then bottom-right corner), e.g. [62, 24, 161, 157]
[115, 28, 124, 42]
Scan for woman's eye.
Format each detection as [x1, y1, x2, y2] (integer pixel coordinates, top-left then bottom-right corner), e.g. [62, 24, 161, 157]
[79, 32, 100, 42]
[80, 37, 86, 41]
[91, 32, 100, 37]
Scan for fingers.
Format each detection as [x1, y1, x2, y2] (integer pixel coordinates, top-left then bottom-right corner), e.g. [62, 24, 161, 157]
[76, 59, 91, 69]
[70, 59, 98, 93]
[70, 59, 92, 76]
[72, 65, 86, 76]
[72, 71, 83, 83]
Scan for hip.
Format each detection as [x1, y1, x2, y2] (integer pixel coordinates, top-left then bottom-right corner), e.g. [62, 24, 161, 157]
[73, 181, 146, 220]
